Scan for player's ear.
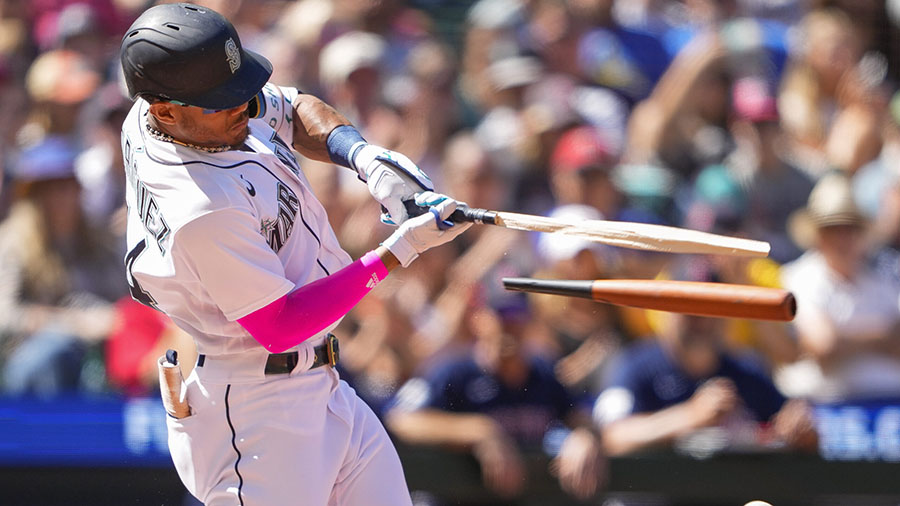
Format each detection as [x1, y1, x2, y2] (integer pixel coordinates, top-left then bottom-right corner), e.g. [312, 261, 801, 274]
[149, 102, 178, 126]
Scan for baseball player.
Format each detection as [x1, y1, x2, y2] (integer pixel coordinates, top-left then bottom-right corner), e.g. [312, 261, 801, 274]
[118, 3, 470, 505]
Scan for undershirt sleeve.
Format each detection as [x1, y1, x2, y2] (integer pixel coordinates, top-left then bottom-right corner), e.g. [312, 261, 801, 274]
[256, 83, 300, 143]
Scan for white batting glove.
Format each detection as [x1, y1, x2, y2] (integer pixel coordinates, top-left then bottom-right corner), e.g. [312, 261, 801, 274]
[381, 192, 472, 267]
[351, 144, 434, 225]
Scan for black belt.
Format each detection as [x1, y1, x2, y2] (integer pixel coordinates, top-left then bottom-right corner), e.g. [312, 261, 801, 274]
[197, 334, 340, 375]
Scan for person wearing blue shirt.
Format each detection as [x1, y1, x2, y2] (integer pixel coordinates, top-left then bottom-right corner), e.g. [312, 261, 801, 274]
[593, 310, 817, 456]
[386, 299, 605, 501]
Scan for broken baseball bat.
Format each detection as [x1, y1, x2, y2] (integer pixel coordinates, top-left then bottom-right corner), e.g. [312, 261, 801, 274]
[502, 277, 796, 321]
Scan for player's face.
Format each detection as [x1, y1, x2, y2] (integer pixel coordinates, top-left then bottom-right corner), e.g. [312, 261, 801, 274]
[178, 102, 251, 146]
[151, 101, 251, 148]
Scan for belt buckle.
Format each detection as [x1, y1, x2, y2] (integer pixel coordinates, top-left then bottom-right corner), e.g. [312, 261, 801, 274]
[326, 334, 340, 367]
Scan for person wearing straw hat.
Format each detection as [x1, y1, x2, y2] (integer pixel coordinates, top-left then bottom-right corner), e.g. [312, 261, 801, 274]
[780, 172, 900, 401]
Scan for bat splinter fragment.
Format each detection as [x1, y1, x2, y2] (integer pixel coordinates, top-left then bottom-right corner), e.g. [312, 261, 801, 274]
[502, 278, 796, 321]
[406, 202, 771, 257]
[494, 211, 770, 257]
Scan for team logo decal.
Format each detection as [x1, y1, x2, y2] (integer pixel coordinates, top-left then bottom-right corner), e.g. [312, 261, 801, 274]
[225, 38, 240, 74]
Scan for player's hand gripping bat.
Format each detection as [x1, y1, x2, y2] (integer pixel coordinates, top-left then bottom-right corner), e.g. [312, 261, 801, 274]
[503, 278, 796, 321]
[404, 202, 769, 257]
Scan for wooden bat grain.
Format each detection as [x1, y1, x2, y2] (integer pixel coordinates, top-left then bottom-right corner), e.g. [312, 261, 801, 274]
[502, 278, 795, 321]
[589, 279, 795, 321]
[495, 212, 770, 257]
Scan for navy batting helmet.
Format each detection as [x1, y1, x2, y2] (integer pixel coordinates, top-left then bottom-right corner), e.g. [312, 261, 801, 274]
[120, 3, 272, 110]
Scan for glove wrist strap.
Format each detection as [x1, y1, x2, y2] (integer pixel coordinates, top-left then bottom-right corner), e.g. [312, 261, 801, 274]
[381, 231, 418, 268]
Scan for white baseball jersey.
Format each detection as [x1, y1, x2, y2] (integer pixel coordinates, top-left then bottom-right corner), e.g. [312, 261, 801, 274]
[121, 83, 352, 356]
[125, 84, 413, 506]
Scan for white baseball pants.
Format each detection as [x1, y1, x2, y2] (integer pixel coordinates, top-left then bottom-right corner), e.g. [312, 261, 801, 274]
[165, 343, 412, 506]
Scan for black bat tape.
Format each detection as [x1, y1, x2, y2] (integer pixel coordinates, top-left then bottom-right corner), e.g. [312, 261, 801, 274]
[402, 199, 497, 225]
[502, 278, 594, 298]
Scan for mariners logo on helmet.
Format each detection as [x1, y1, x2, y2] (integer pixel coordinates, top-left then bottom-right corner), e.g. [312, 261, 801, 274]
[225, 38, 240, 74]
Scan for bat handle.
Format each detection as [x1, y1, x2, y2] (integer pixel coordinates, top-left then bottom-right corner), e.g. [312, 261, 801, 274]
[402, 200, 497, 225]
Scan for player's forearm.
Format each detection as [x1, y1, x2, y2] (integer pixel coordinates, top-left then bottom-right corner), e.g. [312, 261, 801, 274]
[600, 403, 701, 456]
[375, 245, 401, 271]
[291, 94, 352, 163]
[237, 250, 390, 353]
[386, 409, 501, 448]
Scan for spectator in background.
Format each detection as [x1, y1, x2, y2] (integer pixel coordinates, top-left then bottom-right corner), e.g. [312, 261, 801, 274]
[593, 267, 818, 456]
[626, 32, 732, 178]
[682, 167, 799, 367]
[386, 295, 605, 502]
[530, 204, 621, 398]
[723, 76, 814, 263]
[382, 39, 461, 180]
[42, 2, 119, 74]
[0, 2, 31, 188]
[567, 0, 671, 104]
[778, 9, 862, 174]
[318, 31, 386, 127]
[856, 91, 900, 248]
[21, 49, 100, 147]
[549, 125, 621, 218]
[781, 173, 900, 402]
[105, 297, 196, 396]
[0, 138, 125, 396]
[74, 82, 132, 233]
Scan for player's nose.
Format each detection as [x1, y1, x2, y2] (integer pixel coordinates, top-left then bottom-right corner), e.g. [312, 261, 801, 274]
[225, 102, 249, 116]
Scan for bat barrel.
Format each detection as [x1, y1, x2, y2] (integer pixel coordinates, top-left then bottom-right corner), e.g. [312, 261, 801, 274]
[502, 277, 796, 321]
[589, 280, 796, 321]
[503, 278, 595, 299]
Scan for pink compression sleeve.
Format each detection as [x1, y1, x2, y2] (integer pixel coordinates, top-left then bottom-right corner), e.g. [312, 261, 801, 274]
[237, 251, 389, 353]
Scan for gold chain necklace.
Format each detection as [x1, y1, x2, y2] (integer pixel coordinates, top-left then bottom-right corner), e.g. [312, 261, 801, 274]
[145, 121, 233, 153]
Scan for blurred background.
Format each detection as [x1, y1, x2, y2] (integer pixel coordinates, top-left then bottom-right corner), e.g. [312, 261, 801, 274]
[2, 0, 900, 504]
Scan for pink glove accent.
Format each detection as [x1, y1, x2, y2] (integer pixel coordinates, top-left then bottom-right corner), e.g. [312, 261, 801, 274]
[237, 251, 388, 353]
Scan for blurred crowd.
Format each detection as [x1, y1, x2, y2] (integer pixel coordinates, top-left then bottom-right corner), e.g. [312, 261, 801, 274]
[3, 0, 900, 503]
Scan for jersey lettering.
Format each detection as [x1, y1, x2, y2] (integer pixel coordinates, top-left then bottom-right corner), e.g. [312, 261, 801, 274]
[123, 136, 133, 180]
[270, 132, 300, 175]
[263, 182, 299, 252]
[124, 133, 169, 253]
[136, 181, 171, 254]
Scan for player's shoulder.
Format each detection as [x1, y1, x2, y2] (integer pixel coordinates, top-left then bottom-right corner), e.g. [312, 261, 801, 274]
[606, 339, 667, 383]
[427, 354, 482, 384]
[528, 355, 561, 381]
[720, 349, 769, 375]
[621, 339, 666, 365]
[253, 82, 300, 134]
[780, 251, 827, 294]
[122, 104, 254, 228]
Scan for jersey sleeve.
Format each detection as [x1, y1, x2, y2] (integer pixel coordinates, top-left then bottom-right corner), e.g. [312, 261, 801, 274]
[172, 207, 295, 321]
[729, 354, 786, 422]
[592, 351, 643, 425]
[255, 83, 300, 145]
[386, 362, 465, 413]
